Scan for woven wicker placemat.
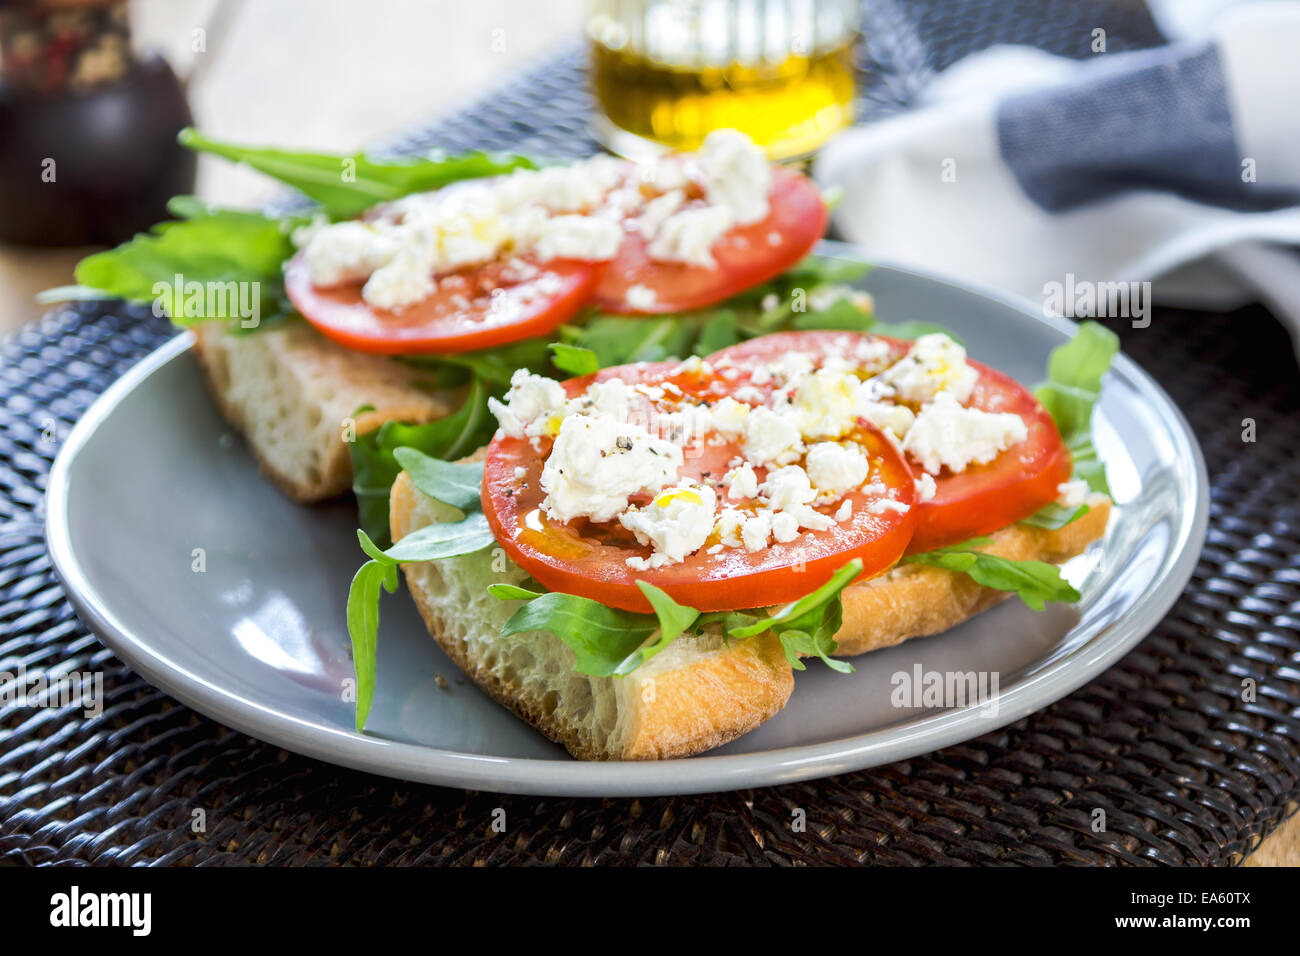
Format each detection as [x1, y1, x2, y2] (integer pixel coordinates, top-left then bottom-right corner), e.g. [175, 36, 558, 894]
[3, 0, 1298, 866]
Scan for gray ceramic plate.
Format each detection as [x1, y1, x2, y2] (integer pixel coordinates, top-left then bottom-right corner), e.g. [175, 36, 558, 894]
[45, 252, 1208, 796]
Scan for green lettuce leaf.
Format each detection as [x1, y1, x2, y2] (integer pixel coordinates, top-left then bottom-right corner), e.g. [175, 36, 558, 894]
[612, 582, 701, 675]
[500, 593, 658, 677]
[346, 558, 400, 730]
[71, 205, 297, 327]
[392, 448, 483, 512]
[179, 127, 537, 219]
[348, 377, 494, 548]
[548, 342, 600, 376]
[1020, 501, 1091, 530]
[344, 453, 495, 730]
[903, 538, 1080, 611]
[1035, 320, 1120, 495]
[487, 559, 864, 678]
[726, 559, 863, 639]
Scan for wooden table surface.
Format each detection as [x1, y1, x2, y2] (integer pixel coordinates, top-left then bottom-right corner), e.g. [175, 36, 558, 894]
[0, 0, 1293, 867]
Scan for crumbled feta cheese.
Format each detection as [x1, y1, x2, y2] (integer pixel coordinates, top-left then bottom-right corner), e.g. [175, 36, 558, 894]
[675, 355, 712, 376]
[522, 214, 624, 261]
[298, 152, 630, 309]
[770, 351, 814, 385]
[1057, 478, 1089, 508]
[866, 497, 911, 515]
[489, 369, 568, 439]
[625, 283, 657, 310]
[834, 500, 853, 522]
[760, 466, 817, 511]
[707, 397, 750, 439]
[698, 129, 772, 226]
[513, 466, 527, 480]
[635, 189, 685, 238]
[540, 416, 682, 523]
[714, 508, 745, 548]
[635, 157, 689, 193]
[362, 248, 435, 310]
[903, 392, 1028, 475]
[725, 462, 759, 500]
[620, 485, 717, 568]
[647, 204, 734, 267]
[876, 333, 978, 404]
[566, 377, 632, 423]
[805, 442, 870, 499]
[770, 511, 800, 543]
[793, 367, 860, 439]
[915, 472, 937, 501]
[495, 154, 626, 212]
[300, 222, 400, 286]
[743, 406, 804, 467]
[740, 511, 773, 552]
[856, 399, 915, 440]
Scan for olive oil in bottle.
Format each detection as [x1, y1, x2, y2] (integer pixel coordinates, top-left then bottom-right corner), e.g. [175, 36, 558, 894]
[588, 0, 857, 161]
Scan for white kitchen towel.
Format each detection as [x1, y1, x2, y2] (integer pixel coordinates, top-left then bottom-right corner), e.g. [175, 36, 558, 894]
[816, 1, 1300, 351]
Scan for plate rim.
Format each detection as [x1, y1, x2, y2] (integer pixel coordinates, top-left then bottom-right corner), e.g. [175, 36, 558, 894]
[44, 251, 1210, 797]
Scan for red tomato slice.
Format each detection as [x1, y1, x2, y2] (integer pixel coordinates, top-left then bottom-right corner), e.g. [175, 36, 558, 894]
[906, 362, 1072, 554]
[482, 358, 917, 614]
[592, 165, 828, 315]
[284, 253, 604, 355]
[700, 331, 1072, 555]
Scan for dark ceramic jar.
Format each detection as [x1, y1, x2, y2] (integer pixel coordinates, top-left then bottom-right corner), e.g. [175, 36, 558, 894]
[0, 0, 196, 245]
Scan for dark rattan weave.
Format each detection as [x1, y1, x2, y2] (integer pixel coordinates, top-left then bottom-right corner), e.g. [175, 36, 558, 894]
[3, 1, 1298, 865]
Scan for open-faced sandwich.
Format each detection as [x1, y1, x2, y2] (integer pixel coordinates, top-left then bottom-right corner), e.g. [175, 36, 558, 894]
[62, 127, 1119, 760]
[353, 319, 1118, 760]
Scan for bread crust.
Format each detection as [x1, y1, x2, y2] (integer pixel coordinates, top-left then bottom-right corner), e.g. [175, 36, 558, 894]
[193, 321, 456, 502]
[390, 469, 793, 760]
[389, 454, 1108, 759]
[834, 497, 1111, 656]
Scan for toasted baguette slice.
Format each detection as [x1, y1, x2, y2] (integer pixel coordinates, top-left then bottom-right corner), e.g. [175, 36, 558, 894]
[389, 470, 795, 760]
[193, 320, 458, 502]
[833, 496, 1111, 656]
[391, 461, 1109, 759]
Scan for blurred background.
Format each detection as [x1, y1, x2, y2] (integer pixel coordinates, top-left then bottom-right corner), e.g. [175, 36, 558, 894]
[2, 0, 1298, 346]
[0, 0, 586, 332]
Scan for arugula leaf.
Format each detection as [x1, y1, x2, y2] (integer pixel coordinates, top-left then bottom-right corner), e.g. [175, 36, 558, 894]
[486, 583, 545, 601]
[407, 336, 553, 387]
[778, 629, 854, 674]
[392, 448, 483, 512]
[727, 559, 864, 639]
[346, 509, 492, 730]
[349, 377, 494, 548]
[611, 582, 701, 675]
[791, 298, 877, 332]
[1020, 501, 1090, 530]
[500, 593, 658, 677]
[71, 207, 297, 327]
[347, 558, 399, 730]
[692, 309, 741, 355]
[565, 314, 701, 366]
[903, 539, 1081, 611]
[179, 128, 537, 219]
[1035, 321, 1120, 495]
[548, 342, 600, 376]
[381, 512, 495, 562]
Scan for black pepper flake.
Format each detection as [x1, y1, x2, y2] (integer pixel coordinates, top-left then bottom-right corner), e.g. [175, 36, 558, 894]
[616, 436, 633, 451]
